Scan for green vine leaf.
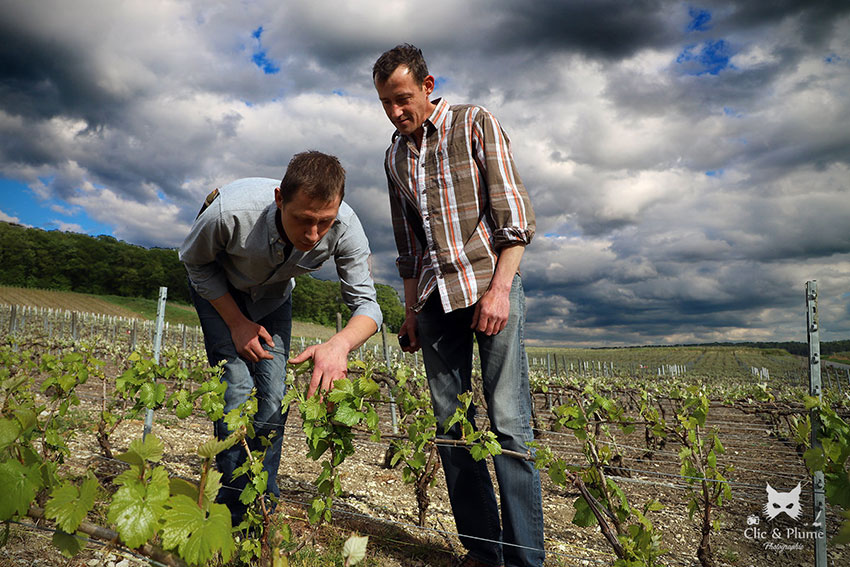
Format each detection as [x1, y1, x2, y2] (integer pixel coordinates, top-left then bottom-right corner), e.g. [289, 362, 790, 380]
[116, 434, 164, 467]
[108, 466, 170, 548]
[197, 436, 238, 460]
[0, 418, 21, 452]
[45, 476, 98, 533]
[0, 460, 40, 520]
[161, 495, 234, 566]
[52, 529, 87, 558]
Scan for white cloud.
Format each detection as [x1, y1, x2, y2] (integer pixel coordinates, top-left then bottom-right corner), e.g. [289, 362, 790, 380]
[50, 220, 84, 233]
[1, 0, 849, 344]
[0, 208, 21, 224]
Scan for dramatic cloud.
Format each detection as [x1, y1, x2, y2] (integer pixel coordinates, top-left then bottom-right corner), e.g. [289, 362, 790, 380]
[1, 0, 848, 345]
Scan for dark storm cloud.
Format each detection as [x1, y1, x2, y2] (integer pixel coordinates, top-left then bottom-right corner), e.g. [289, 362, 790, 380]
[0, 13, 125, 126]
[493, 0, 678, 59]
[0, 0, 847, 345]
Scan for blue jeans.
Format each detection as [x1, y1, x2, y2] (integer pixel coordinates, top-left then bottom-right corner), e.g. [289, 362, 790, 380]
[416, 275, 545, 567]
[190, 286, 292, 523]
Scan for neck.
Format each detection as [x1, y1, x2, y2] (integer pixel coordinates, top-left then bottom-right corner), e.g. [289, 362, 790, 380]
[275, 209, 291, 245]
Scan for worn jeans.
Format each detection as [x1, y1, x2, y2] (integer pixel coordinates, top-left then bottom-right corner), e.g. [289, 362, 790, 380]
[190, 286, 292, 524]
[416, 275, 545, 567]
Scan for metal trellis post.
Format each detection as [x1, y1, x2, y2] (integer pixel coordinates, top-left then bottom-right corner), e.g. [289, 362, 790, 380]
[143, 287, 168, 441]
[805, 280, 827, 567]
[381, 324, 399, 435]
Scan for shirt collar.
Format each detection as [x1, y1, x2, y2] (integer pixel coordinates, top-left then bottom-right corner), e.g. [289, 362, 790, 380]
[427, 98, 449, 134]
[265, 202, 281, 245]
[392, 98, 449, 144]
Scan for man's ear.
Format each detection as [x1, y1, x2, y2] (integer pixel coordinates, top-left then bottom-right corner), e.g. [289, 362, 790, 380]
[423, 74, 435, 96]
[274, 187, 283, 208]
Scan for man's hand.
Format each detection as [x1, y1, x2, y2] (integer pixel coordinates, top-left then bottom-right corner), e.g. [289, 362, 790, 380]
[231, 319, 275, 362]
[290, 337, 349, 398]
[398, 312, 420, 353]
[471, 287, 511, 336]
[471, 244, 524, 336]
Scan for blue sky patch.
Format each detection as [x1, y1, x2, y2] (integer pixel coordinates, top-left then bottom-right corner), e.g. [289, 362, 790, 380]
[251, 26, 280, 75]
[676, 39, 733, 75]
[687, 8, 712, 32]
[0, 177, 113, 236]
[705, 169, 723, 177]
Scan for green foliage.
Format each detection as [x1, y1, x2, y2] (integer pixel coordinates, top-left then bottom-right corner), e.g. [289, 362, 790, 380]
[291, 275, 405, 332]
[668, 386, 731, 565]
[45, 475, 98, 533]
[385, 363, 441, 525]
[803, 398, 850, 544]
[537, 391, 667, 566]
[0, 221, 190, 301]
[286, 360, 381, 526]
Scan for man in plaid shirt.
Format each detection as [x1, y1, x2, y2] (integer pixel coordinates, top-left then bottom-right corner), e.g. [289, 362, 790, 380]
[373, 44, 544, 567]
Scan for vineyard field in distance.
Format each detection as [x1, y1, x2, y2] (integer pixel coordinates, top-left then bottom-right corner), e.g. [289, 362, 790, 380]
[1, 291, 849, 567]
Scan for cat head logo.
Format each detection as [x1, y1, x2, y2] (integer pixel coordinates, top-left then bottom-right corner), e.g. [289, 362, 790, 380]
[763, 482, 802, 521]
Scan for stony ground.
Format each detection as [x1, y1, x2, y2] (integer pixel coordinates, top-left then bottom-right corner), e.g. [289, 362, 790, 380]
[2, 378, 848, 567]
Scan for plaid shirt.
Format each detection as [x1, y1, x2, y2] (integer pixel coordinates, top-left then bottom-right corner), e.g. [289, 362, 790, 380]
[384, 98, 535, 313]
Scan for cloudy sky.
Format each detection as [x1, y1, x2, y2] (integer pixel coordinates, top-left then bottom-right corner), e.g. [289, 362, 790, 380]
[1, 0, 848, 346]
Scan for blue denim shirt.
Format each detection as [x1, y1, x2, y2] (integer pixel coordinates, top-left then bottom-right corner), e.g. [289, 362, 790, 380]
[179, 177, 382, 327]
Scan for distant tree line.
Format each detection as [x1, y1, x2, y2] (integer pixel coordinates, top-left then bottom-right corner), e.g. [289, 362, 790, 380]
[0, 221, 404, 331]
[688, 340, 850, 357]
[615, 340, 850, 357]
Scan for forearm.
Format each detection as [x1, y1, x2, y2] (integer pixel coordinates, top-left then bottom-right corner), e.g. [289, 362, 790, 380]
[402, 278, 419, 315]
[489, 244, 525, 293]
[209, 292, 250, 329]
[326, 314, 378, 353]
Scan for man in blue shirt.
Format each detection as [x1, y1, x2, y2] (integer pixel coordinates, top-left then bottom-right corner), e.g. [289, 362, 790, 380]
[179, 151, 382, 523]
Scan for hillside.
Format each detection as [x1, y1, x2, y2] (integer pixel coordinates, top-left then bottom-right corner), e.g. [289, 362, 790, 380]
[0, 221, 404, 331]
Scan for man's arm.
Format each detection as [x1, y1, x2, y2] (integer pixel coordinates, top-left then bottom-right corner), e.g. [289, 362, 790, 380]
[290, 314, 377, 398]
[471, 244, 525, 335]
[469, 107, 535, 335]
[209, 292, 275, 363]
[180, 197, 276, 362]
[398, 277, 420, 352]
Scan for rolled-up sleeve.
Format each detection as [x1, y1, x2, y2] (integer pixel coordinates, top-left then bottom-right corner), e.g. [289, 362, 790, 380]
[333, 211, 383, 330]
[474, 108, 535, 249]
[178, 203, 230, 301]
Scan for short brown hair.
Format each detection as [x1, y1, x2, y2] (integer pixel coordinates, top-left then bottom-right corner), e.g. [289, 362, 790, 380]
[372, 43, 429, 85]
[279, 151, 345, 205]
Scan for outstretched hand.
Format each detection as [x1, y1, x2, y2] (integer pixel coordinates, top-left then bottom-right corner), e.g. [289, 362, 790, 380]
[290, 338, 349, 398]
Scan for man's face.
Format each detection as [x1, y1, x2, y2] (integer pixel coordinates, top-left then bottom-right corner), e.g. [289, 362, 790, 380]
[375, 65, 435, 140]
[275, 187, 340, 252]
